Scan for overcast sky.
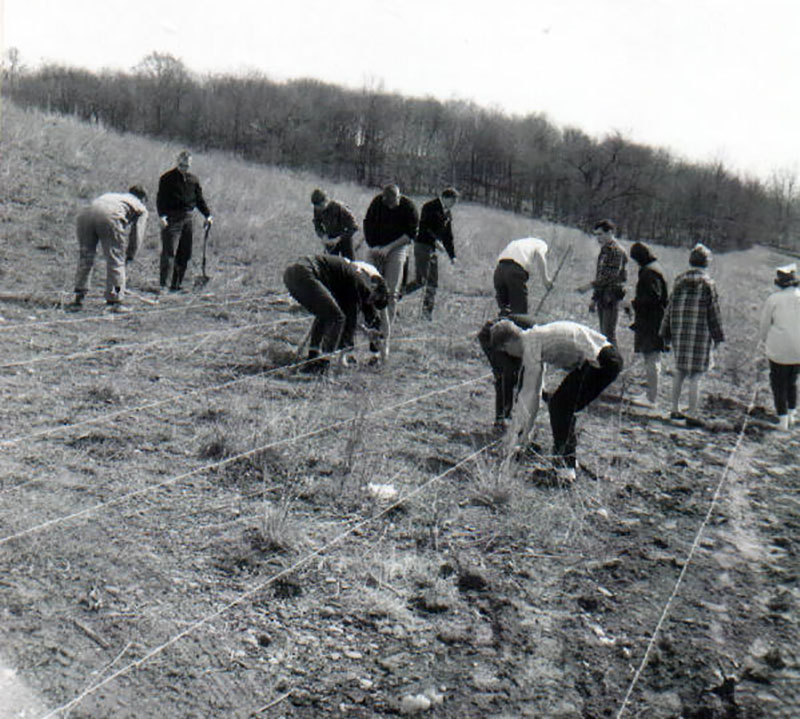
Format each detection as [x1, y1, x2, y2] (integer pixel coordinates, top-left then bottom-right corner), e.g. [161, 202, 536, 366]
[3, 0, 799, 182]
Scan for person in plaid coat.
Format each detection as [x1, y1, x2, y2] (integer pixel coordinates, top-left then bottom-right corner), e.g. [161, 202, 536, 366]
[660, 243, 724, 424]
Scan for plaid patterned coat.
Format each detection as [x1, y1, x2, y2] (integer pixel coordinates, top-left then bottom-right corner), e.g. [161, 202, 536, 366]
[660, 269, 724, 373]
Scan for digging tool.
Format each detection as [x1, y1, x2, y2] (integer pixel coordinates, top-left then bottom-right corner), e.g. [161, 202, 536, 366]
[197, 222, 212, 286]
[532, 245, 573, 319]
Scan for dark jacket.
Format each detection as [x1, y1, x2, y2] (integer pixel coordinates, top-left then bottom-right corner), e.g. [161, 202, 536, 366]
[307, 255, 380, 343]
[156, 168, 211, 218]
[631, 262, 668, 353]
[417, 197, 455, 259]
[363, 194, 418, 248]
[313, 200, 358, 240]
[478, 314, 535, 420]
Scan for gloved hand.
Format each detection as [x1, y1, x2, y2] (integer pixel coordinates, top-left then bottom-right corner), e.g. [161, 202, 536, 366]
[159, 216, 168, 229]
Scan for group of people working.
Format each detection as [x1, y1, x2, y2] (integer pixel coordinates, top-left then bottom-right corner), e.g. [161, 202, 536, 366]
[67, 160, 800, 482]
[68, 150, 213, 313]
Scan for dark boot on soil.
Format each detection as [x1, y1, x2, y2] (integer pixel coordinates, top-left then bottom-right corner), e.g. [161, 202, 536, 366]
[65, 293, 84, 312]
[299, 350, 329, 375]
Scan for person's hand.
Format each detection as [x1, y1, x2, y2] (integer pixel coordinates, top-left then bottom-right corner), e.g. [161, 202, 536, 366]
[450, 257, 457, 266]
[159, 216, 168, 229]
[546, 278, 554, 292]
[577, 282, 592, 294]
[204, 215, 214, 229]
[589, 300, 596, 314]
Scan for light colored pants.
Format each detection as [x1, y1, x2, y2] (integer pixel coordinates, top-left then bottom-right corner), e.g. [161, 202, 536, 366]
[74, 207, 128, 302]
[369, 245, 407, 321]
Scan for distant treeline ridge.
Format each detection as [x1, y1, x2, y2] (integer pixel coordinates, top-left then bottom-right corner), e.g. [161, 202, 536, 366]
[3, 51, 798, 252]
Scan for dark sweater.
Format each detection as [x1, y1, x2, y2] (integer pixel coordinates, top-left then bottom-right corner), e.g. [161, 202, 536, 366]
[363, 194, 418, 248]
[156, 168, 211, 218]
[417, 197, 455, 259]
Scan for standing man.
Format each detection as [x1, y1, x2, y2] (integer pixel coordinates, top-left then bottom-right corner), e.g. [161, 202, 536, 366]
[493, 237, 554, 315]
[363, 183, 419, 352]
[578, 219, 627, 345]
[311, 188, 359, 260]
[403, 188, 459, 319]
[69, 185, 149, 313]
[493, 319, 623, 482]
[156, 150, 213, 292]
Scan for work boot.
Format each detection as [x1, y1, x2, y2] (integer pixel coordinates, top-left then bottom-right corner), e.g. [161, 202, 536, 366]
[789, 409, 797, 428]
[106, 302, 132, 314]
[777, 415, 790, 432]
[65, 292, 84, 312]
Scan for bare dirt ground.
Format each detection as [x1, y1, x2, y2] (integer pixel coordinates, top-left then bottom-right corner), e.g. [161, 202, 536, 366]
[1, 103, 798, 718]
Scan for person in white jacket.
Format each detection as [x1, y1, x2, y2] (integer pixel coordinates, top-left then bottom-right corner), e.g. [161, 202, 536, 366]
[758, 263, 800, 431]
[493, 319, 622, 482]
[69, 186, 148, 312]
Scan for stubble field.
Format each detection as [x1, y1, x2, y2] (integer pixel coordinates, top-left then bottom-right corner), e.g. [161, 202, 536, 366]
[1, 101, 798, 718]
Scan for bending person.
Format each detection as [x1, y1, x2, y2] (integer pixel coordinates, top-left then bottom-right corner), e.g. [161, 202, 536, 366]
[283, 255, 388, 375]
[493, 319, 622, 482]
[70, 185, 149, 313]
[493, 237, 553, 315]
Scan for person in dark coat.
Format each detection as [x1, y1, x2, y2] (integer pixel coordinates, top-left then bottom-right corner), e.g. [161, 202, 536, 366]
[311, 188, 359, 260]
[478, 313, 535, 428]
[403, 188, 459, 318]
[660, 243, 724, 425]
[628, 242, 669, 408]
[156, 150, 213, 292]
[283, 255, 388, 374]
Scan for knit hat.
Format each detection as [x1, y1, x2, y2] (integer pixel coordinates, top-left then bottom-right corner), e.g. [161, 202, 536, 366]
[310, 188, 327, 206]
[630, 242, 656, 266]
[689, 243, 711, 268]
[775, 262, 799, 288]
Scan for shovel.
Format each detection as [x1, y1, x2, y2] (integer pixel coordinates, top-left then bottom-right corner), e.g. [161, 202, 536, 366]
[196, 222, 212, 287]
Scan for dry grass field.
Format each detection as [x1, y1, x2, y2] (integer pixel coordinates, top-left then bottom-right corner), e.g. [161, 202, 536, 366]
[1, 100, 798, 718]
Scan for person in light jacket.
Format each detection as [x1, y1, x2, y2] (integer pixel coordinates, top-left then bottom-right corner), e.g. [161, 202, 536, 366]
[69, 185, 148, 313]
[758, 263, 800, 431]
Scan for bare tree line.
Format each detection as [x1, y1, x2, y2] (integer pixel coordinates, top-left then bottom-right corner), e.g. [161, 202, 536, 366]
[3, 50, 797, 252]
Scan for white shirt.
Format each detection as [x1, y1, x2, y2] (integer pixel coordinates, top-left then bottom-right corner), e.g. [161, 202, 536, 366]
[506, 321, 610, 452]
[497, 238, 548, 276]
[759, 287, 800, 363]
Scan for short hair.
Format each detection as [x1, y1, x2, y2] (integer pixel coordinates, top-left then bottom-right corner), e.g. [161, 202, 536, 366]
[382, 183, 400, 198]
[128, 185, 148, 203]
[176, 150, 191, 164]
[441, 187, 460, 200]
[489, 319, 522, 350]
[311, 188, 327, 206]
[593, 219, 616, 234]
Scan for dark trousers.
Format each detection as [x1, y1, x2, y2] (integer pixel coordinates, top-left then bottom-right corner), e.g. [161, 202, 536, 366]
[403, 243, 438, 315]
[283, 262, 345, 354]
[160, 213, 193, 288]
[597, 301, 620, 346]
[769, 361, 799, 415]
[548, 346, 623, 466]
[478, 321, 523, 420]
[325, 236, 355, 261]
[494, 260, 529, 315]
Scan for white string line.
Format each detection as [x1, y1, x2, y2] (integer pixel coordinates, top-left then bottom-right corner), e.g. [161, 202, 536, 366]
[39, 438, 499, 719]
[615, 385, 760, 719]
[0, 329, 469, 450]
[0, 372, 491, 546]
[0, 291, 291, 333]
[0, 316, 306, 370]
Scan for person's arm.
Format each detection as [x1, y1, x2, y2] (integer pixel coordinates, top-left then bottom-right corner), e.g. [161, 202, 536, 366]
[504, 341, 543, 458]
[706, 281, 725, 344]
[757, 297, 773, 346]
[340, 205, 358, 241]
[192, 176, 212, 225]
[313, 209, 326, 239]
[533, 252, 553, 291]
[156, 174, 169, 228]
[127, 207, 147, 262]
[362, 198, 378, 247]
